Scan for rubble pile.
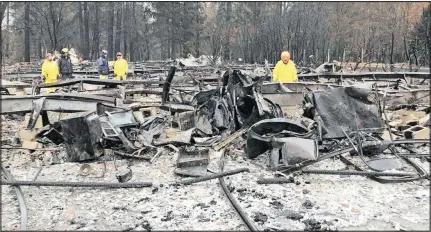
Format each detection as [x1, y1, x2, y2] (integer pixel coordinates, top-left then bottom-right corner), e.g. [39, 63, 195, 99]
[1, 63, 430, 231]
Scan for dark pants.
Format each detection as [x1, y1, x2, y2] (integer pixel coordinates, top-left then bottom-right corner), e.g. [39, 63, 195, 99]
[61, 74, 73, 81]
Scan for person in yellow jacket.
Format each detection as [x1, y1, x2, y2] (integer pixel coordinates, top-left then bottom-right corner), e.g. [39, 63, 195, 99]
[114, 52, 128, 80]
[41, 53, 60, 93]
[273, 51, 298, 83]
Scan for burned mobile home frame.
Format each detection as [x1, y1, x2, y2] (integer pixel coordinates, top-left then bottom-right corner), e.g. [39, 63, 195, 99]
[1, 58, 430, 231]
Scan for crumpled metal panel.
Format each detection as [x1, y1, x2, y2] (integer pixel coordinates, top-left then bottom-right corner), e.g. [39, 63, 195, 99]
[153, 128, 194, 146]
[279, 138, 318, 166]
[225, 70, 283, 128]
[60, 112, 103, 162]
[99, 110, 137, 128]
[246, 118, 309, 158]
[303, 86, 383, 139]
[192, 89, 235, 136]
[192, 70, 283, 136]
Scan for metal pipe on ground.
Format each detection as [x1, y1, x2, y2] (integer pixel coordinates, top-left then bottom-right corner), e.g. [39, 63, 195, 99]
[218, 152, 258, 232]
[301, 169, 420, 177]
[172, 168, 249, 186]
[1, 180, 153, 188]
[1, 168, 28, 230]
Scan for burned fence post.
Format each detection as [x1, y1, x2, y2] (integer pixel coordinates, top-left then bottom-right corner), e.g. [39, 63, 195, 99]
[162, 66, 177, 105]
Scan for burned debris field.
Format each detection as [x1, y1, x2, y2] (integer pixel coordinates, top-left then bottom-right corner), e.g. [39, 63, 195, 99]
[1, 60, 430, 231]
[1, 1, 431, 231]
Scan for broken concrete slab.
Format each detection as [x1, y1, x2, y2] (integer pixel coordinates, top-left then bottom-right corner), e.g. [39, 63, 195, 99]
[419, 114, 430, 126]
[23, 114, 43, 130]
[19, 129, 40, 142]
[392, 109, 426, 123]
[389, 120, 403, 128]
[22, 140, 42, 149]
[403, 126, 430, 140]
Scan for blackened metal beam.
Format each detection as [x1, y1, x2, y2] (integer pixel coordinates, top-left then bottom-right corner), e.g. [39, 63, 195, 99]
[1, 94, 117, 114]
[297, 72, 430, 79]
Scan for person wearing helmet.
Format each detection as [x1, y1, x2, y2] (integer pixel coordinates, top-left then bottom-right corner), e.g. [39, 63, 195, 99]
[58, 48, 73, 80]
[41, 52, 60, 93]
[98, 50, 109, 79]
[114, 52, 128, 81]
[273, 51, 298, 83]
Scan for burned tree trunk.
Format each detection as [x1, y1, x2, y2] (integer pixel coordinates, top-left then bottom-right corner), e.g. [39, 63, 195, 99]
[5, 5, 9, 58]
[78, 2, 84, 53]
[91, 3, 100, 60]
[83, 2, 90, 60]
[107, 2, 114, 60]
[24, 3, 31, 62]
[114, 3, 122, 55]
[129, 2, 136, 61]
[223, 2, 232, 62]
[122, 2, 127, 57]
[390, 32, 394, 71]
[403, 36, 409, 61]
[0, 2, 8, 66]
[170, 18, 175, 58]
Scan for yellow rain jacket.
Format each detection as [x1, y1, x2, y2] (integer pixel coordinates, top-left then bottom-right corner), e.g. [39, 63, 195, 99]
[41, 59, 59, 93]
[114, 58, 128, 80]
[273, 60, 298, 83]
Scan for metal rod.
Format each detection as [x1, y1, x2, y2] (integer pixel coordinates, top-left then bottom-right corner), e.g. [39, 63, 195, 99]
[257, 178, 295, 184]
[1, 168, 28, 230]
[218, 152, 258, 232]
[302, 169, 418, 177]
[1, 180, 153, 188]
[0, 146, 64, 151]
[173, 168, 249, 186]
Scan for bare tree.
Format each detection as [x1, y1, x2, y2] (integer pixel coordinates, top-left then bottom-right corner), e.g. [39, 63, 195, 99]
[83, 2, 89, 59]
[78, 2, 84, 53]
[0, 2, 9, 65]
[107, 2, 114, 60]
[24, 3, 30, 61]
[90, 3, 100, 60]
[114, 3, 122, 54]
